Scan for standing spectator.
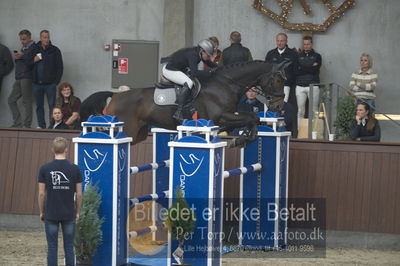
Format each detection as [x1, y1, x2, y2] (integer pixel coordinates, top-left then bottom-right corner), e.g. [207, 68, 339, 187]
[38, 137, 82, 266]
[0, 42, 14, 93]
[55, 82, 81, 129]
[349, 102, 380, 141]
[8, 29, 36, 128]
[48, 107, 69, 129]
[295, 36, 322, 128]
[265, 32, 298, 136]
[204, 36, 222, 70]
[219, 31, 253, 66]
[349, 53, 377, 111]
[33, 30, 63, 128]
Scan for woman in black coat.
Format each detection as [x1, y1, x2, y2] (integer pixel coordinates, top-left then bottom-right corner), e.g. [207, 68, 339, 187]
[349, 102, 380, 141]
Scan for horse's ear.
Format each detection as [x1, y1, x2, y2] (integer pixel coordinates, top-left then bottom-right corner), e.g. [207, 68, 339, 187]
[275, 70, 287, 81]
[272, 59, 292, 73]
[271, 59, 291, 81]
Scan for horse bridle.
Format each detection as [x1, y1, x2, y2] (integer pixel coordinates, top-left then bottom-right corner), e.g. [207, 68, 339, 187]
[221, 71, 285, 107]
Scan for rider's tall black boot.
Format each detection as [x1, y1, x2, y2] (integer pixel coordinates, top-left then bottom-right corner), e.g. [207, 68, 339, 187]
[173, 83, 190, 123]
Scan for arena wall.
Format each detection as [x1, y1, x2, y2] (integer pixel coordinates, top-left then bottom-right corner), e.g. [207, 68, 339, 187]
[1, 128, 399, 235]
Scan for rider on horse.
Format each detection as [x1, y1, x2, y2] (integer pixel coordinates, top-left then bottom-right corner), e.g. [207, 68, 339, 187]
[161, 39, 217, 122]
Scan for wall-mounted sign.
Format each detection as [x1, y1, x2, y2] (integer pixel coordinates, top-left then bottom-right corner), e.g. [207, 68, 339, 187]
[118, 58, 128, 74]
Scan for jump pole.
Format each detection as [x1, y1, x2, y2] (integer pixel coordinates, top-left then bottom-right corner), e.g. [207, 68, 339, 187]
[73, 115, 132, 266]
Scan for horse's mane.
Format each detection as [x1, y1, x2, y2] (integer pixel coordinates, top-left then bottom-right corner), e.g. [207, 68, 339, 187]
[215, 60, 267, 74]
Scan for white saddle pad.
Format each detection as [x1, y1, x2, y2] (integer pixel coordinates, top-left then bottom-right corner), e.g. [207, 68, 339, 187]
[154, 88, 177, 106]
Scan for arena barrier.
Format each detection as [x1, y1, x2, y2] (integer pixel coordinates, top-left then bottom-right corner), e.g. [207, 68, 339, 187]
[73, 115, 290, 266]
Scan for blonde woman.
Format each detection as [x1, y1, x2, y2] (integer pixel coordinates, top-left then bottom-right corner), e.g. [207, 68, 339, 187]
[349, 53, 377, 111]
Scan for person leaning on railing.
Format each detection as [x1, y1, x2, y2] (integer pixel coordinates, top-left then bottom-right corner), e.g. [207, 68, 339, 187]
[349, 102, 380, 141]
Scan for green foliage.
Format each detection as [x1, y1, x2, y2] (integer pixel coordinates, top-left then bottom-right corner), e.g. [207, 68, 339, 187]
[164, 189, 196, 243]
[334, 95, 356, 139]
[74, 183, 104, 261]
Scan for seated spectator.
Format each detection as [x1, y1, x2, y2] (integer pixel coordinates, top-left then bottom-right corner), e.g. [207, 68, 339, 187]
[55, 82, 81, 129]
[237, 87, 264, 113]
[48, 107, 69, 129]
[232, 87, 295, 136]
[230, 87, 264, 136]
[349, 53, 377, 111]
[349, 103, 380, 141]
[204, 36, 222, 70]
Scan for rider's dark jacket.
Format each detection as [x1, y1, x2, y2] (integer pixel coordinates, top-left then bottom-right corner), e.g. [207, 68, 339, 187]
[163, 46, 217, 79]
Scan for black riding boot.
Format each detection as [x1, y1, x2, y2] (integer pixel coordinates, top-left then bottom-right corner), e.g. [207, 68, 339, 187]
[173, 83, 191, 123]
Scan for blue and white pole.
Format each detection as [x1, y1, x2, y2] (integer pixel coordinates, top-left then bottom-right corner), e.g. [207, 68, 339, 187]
[239, 114, 291, 249]
[168, 119, 227, 266]
[73, 116, 132, 266]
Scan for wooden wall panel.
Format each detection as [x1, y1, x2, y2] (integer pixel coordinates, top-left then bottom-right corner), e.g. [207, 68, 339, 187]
[393, 154, 400, 234]
[0, 134, 18, 213]
[1, 129, 399, 234]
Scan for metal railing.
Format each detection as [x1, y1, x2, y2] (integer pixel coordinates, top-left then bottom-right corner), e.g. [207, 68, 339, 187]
[307, 82, 400, 140]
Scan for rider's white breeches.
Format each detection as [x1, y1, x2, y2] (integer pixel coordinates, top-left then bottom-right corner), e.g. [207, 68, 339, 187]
[162, 65, 194, 88]
[295, 85, 320, 119]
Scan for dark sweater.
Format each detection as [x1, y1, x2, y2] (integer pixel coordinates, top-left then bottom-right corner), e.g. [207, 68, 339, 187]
[265, 46, 298, 86]
[48, 121, 69, 130]
[33, 41, 63, 85]
[220, 43, 253, 66]
[349, 119, 381, 141]
[295, 49, 321, 86]
[15, 41, 36, 80]
[237, 96, 264, 113]
[0, 43, 14, 78]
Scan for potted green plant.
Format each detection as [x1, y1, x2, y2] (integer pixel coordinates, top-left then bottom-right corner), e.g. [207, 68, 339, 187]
[74, 183, 104, 266]
[334, 95, 356, 140]
[165, 189, 196, 265]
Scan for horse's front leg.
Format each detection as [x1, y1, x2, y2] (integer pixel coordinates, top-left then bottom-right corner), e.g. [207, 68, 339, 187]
[218, 112, 260, 148]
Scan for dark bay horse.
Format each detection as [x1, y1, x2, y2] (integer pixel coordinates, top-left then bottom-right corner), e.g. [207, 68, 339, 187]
[106, 60, 286, 147]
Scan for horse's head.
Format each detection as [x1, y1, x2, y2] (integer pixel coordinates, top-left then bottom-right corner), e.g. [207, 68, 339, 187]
[257, 71, 285, 112]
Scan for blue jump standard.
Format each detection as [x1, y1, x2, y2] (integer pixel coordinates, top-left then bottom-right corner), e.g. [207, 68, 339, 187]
[74, 115, 290, 266]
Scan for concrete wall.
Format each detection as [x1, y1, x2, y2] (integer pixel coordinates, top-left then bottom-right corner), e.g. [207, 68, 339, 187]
[193, 0, 400, 141]
[0, 0, 165, 127]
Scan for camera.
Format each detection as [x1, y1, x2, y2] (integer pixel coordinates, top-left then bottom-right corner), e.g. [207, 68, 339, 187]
[13, 50, 18, 53]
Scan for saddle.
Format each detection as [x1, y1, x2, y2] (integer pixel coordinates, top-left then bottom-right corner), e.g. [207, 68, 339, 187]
[154, 78, 201, 106]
